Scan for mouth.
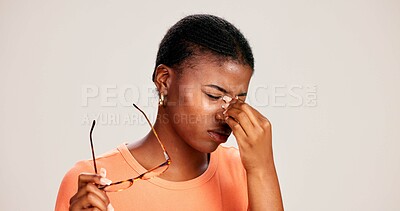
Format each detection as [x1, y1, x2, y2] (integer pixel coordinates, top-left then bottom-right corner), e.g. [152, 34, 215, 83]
[207, 129, 232, 144]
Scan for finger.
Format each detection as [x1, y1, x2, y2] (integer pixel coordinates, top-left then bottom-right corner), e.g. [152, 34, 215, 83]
[99, 168, 107, 178]
[107, 203, 115, 211]
[84, 208, 102, 211]
[246, 105, 269, 123]
[85, 192, 108, 211]
[228, 99, 261, 127]
[82, 208, 101, 211]
[222, 95, 233, 103]
[223, 106, 254, 134]
[238, 103, 272, 132]
[224, 115, 246, 140]
[73, 183, 110, 205]
[71, 191, 108, 211]
[78, 173, 112, 189]
[234, 97, 269, 122]
[71, 173, 112, 209]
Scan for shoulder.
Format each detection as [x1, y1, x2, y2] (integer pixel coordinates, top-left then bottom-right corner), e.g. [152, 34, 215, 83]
[214, 145, 248, 207]
[216, 145, 246, 178]
[65, 146, 122, 177]
[218, 145, 242, 164]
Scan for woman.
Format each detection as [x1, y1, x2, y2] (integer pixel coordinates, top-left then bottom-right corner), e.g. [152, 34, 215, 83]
[56, 14, 283, 211]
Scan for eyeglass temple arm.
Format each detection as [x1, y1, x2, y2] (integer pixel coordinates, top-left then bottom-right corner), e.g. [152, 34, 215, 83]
[90, 120, 98, 174]
[132, 103, 169, 157]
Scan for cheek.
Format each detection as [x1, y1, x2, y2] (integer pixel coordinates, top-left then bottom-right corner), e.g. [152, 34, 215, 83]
[168, 87, 222, 127]
[179, 99, 219, 127]
[186, 92, 221, 113]
[174, 85, 201, 107]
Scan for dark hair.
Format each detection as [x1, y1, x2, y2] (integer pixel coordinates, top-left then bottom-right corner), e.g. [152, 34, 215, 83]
[152, 14, 254, 81]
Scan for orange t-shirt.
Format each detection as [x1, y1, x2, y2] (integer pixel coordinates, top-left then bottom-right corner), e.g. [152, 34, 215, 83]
[55, 143, 248, 211]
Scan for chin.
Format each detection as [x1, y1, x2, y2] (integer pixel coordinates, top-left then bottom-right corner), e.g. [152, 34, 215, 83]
[193, 141, 220, 154]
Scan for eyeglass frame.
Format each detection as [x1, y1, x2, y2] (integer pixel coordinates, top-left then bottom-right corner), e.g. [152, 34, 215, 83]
[89, 103, 171, 192]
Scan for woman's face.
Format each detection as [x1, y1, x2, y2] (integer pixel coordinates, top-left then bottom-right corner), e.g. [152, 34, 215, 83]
[164, 55, 253, 153]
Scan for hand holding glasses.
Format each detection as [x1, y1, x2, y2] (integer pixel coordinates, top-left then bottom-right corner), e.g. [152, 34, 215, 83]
[89, 103, 171, 192]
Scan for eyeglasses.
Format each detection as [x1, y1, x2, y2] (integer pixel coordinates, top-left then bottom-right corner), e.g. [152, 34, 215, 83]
[89, 103, 171, 192]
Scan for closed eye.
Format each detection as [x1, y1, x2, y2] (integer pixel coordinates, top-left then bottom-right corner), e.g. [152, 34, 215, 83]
[205, 93, 222, 100]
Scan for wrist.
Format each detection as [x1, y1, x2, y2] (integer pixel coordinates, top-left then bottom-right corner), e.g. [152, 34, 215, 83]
[246, 161, 277, 178]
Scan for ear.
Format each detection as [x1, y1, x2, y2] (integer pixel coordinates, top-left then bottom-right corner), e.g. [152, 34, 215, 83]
[154, 64, 174, 96]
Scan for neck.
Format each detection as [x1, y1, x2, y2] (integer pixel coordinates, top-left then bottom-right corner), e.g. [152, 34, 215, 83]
[128, 110, 210, 182]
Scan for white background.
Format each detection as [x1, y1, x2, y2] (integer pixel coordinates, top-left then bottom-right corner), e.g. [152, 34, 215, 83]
[1, 0, 399, 210]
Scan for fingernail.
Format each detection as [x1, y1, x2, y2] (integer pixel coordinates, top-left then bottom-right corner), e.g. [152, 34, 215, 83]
[222, 96, 232, 103]
[100, 177, 112, 186]
[107, 203, 114, 211]
[223, 110, 227, 115]
[221, 103, 229, 109]
[100, 168, 107, 178]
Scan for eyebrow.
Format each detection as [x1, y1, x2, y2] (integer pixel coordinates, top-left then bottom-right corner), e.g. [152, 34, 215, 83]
[204, 84, 247, 96]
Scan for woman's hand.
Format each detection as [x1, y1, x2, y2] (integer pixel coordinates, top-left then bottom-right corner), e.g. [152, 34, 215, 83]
[222, 96, 284, 210]
[222, 97, 274, 173]
[69, 168, 114, 211]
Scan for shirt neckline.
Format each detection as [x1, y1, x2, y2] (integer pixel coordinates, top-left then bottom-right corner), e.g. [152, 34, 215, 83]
[117, 143, 219, 190]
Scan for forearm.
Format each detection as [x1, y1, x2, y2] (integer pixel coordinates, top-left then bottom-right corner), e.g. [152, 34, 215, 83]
[247, 161, 284, 211]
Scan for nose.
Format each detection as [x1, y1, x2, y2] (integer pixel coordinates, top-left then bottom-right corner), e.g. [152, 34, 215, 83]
[215, 111, 225, 121]
[215, 104, 229, 123]
[215, 95, 237, 122]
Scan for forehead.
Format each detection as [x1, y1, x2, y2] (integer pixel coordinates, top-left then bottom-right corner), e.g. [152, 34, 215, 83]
[177, 56, 253, 94]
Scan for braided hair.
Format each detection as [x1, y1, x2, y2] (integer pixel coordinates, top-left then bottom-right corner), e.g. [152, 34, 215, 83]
[152, 14, 254, 81]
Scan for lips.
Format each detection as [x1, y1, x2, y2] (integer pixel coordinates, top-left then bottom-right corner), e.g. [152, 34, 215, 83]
[207, 129, 232, 144]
